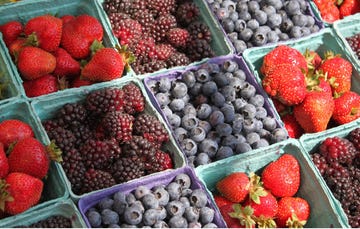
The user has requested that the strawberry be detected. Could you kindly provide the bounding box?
[81,47,125,82]
[262,154,300,198]
[306,77,333,96]
[275,196,310,228]
[23,74,59,97]
[24,14,63,52]
[303,49,322,74]
[219,204,244,228]
[317,1,340,23]
[61,14,103,59]
[0,143,9,179]
[260,45,308,77]
[0,172,43,215]
[69,76,94,88]
[0,20,23,47]
[281,113,304,139]
[17,46,56,80]
[7,137,50,179]
[60,15,75,24]
[0,119,34,150]
[332,91,360,125]
[220,204,256,228]
[293,91,334,133]
[216,172,250,203]
[52,47,80,79]
[262,64,307,106]
[214,195,234,208]
[318,52,352,96]
[8,37,26,61]
[339,0,360,18]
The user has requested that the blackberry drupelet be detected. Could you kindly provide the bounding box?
[123,83,145,114]
[187,21,212,44]
[166,51,190,68]
[100,111,135,143]
[81,169,116,194]
[186,39,215,61]
[46,126,76,154]
[110,156,146,183]
[86,87,125,116]
[122,135,156,161]
[61,148,86,195]
[26,215,72,228]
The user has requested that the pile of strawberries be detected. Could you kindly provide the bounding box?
[260,45,360,138]
[214,154,310,228]
[313,0,360,23]
[0,119,60,218]
[0,13,129,98]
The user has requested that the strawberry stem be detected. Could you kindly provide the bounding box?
[46,140,63,163]
[229,204,256,228]
[0,179,14,212]
[249,172,267,204]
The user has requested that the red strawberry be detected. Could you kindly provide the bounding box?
[216,172,250,203]
[275,196,310,228]
[260,45,308,77]
[303,49,322,73]
[17,46,56,80]
[339,0,360,18]
[0,20,23,47]
[0,119,34,150]
[0,143,9,179]
[318,53,352,96]
[332,91,360,125]
[0,172,43,215]
[317,1,340,23]
[214,195,234,208]
[52,47,80,79]
[23,74,59,97]
[7,137,50,179]
[281,113,304,139]
[70,76,94,88]
[8,37,26,61]
[262,64,307,106]
[61,14,103,59]
[24,14,63,52]
[262,154,300,198]
[81,47,125,82]
[220,204,256,228]
[307,77,333,96]
[293,91,334,133]
[60,15,75,24]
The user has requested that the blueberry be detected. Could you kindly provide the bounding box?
[241,103,257,119]
[290,25,302,38]
[301,27,311,36]
[202,81,218,96]
[208,110,225,127]
[168,215,188,228]
[233,39,248,53]
[271,128,288,143]
[181,138,198,157]
[239,28,253,41]
[284,0,300,15]
[310,25,320,33]
[169,99,185,112]
[181,114,199,130]
[246,132,260,145]
[252,138,270,148]
[243,118,256,134]
[199,139,219,158]
[156,92,171,107]
[240,82,256,99]
[278,32,290,41]
[253,118,264,132]
[143,209,160,226]
[258,128,271,139]
[109,224,121,228]
[235,142,252,154]
[134,186,152,200]
[198,120,212,133]
[234,98,248,112]
[166,200,186,217]
[306,15,315,27]
[292,14,308,27]
[228,32,239,43]
[200,206,215,224]
[238,10,252,21]
[180,196,191,208]
[255,106,268,119]
[162,105,173,119]
[120,223,137,228]
[203,223,219,228]
[182,94,191,104]
[123,205,143,225]
[247,19,260,30]
[190,126,206,142]
[216,122,233,137]
[86,210,102,227]
[166,181,182,201]
[267,13,282,28]
[262,5,276,16]
[174,127,188,142]
[221,134,239,149]
[232,118,243,134]
[235,19,247,32]
[257,25,272,34]
[249,94,265,107]
[262,116,277,131]
[158,77,172,92]
[175,173,192,189]
[153,221,169,228]
[182,71,196,88]
[222,60,239,73]
[101,209,119,226]
[211,92,226,107]
[216,146,234,160]
[222,0,237,12]
[168,113,181,128]
[234,133,247,143]
[207,130,221,144]
[153,186,170,206]
[195,152,211,166]
[142,193,160,209]
[156,205,167,220]
[190,189,208,208]
[213,72,229,87]
[97,197,114,211]
[231,77,246,92]
[126,193,137,205]
[265,0,283,9]
[172,82,188,98]
[184,206,200,222]
[195,69,211,83]
[220,85,236,102]
[252,30,267,46]
[229,11,239,21]
[183,104,197,116]
[222,18,235,33]
[236,2,248,12]
[113,193,128,215]
[188,221,202,228]
[298,0,308,11]
[254,10,267,25]
[248,0,260,13]
[280,18,294,32]
[131,200,145,213]
[216,7,230,20]
[221,104,235,123]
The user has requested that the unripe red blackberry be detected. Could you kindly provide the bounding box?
[123,83,145,114]
[86,87,125,116]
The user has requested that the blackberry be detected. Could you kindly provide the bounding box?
[110,156,146,183]
[113,18,143,46]
[167,28,189,48]
[123,83,145,115]
[132,10,155,35]
[133,113,170,147]
[187,21,212,44]
[319,137,357,166]
[155,43,176,61]
[152,14,177,43]
[348,127,360,150]
[56,103,88,128]
[86,87,125,116]
[166,51,190,68]
[176,2,200,26]
[81,169,116,194]
[103,0,132,15]
[128,0,147,17]
[148,0,176,17]
[185,39,215,61]
[146,150,173,174]
[26,215,72,228]
[139,60,168,75]
[346,33,360,60]
[46,126,76,154]
[122,135,156,161]
[311,152,328,176]
[42,119,63,131]
[61,148,86,195]
[69,124,95,148]
[79,139,122,170]
[100,111,135,143]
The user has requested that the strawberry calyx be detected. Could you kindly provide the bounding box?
[254,215,277,228]
[0,179,14,211]
[248,172,267,204]
[25,32,39,47]
[229,204,256,228]
[89,39,105,57]
[115,44,135,72]
[285,213,307,228]
[46,140,63,163]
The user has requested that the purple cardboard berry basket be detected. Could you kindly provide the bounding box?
[78,166,226,228]
[143,54,287,166]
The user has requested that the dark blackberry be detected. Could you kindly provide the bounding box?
[99,111,134,142]
[152,14,178,43]
[122,83,145,115]
[86,87,125,116]
[112,18,143,46]
[133,113,170,147]
[110,156,146,183]
[138,59,168,74]
[103,0,132,14]
[346,33,360,60]
[79,139,122,170]
[69,124,95,149]
[324,162,353,201]
[42,119,63,132]
[128,36,157,64]
[348,127,360,150]
[122,135,156,161]
[185,38,215,61]
[46,126,76,154]
[61,148,86,195]
[132,10,155,36]
[81,168,116,194]
[27,215,72,228]
[319,137,357,166]
[128,0,147,17]
[176,2,200,26]
[311,152,328,176]
[146,150,173,174]
[148,0,177,17]
[165,51,190,68]
[187,21,212,44]
[56,103,88,127]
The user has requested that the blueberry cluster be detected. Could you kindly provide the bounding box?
[147,59,288,167]
[85,173,218,228]
[207,0,321,53]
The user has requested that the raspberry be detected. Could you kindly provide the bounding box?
[81,169,116,194]
[167,28,189,48]
[319,137,357,166]
[122,83,145,114]
[100,111,134,143]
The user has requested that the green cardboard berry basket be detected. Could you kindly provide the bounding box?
[30,77,187,202]
[0,0,134,100]
[0,198,87,228]
[299,120,360,228]
[195,138,349,228]
[333,13,360,75]
[0,99,69,226]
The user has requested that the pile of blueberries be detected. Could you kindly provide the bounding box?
[146,58,288,167]
[85,173,219,228]
[207,0,321,52]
